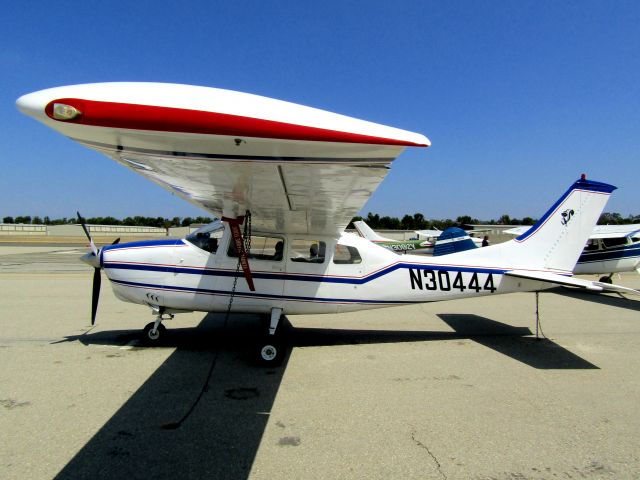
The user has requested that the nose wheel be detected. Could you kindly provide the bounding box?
[141,310,173,345]
[143,322,167,343]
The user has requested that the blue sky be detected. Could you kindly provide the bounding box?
[2,1,638,221]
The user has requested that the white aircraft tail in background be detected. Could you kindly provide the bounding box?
[353,220,394,242]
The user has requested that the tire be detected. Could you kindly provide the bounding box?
[142,322,167,345]
[256,337,285,366]
[599,276,613,284]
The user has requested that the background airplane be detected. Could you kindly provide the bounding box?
[505,224,640,282]
[354,220,481,256]
[352,220,434,254]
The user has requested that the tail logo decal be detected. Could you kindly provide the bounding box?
[561,209,575,226]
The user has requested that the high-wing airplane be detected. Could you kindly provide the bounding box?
[16,82,639,365]
[505,224,640,282]
[353,220,480,256]
[352,220,434,253]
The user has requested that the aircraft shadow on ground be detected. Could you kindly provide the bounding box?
[437,314,598,370]
[55,311,596,479]
[55,313,289,480]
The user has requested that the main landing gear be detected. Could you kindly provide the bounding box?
[255,307,285,366]
[599,275,613,284]
[142,309,174,345]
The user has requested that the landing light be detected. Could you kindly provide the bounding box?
[52,103,82,120]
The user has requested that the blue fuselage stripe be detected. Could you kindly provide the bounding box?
[103,262,507,285]
[110,278,414,304]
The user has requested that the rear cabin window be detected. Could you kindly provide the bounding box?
[602,237,628,249]
[228,234,284,261]
[333,244,362,264]
[290,240,326,263]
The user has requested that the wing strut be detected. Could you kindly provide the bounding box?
[222,212,256,291]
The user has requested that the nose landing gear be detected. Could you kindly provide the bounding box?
[142,309,174,345]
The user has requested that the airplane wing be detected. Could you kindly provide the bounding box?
[503,226,529,236]
[506,224,640,240]
[17,83,430,236]
[505,270,640,295]
[415,229,441,238]
[589,225,640,239]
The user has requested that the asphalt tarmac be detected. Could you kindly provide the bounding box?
[1,246,639,479]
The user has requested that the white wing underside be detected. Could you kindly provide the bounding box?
[86,137,395,236]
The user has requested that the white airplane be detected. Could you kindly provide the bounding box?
[352,220,435,253]
[505,224,640,282]
[16,82,639,366]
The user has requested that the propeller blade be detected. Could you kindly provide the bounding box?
[77,211,98,256]
[112,238,121,245]
[91,267,101,325]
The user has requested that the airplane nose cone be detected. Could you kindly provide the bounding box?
[80,251,101,269]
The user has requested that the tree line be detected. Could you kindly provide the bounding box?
[3,212,638,229]
[1,215,214,228]
[353,212,639,230]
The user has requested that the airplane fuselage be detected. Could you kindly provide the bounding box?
[101,226,549,316]
[574,235,640,275]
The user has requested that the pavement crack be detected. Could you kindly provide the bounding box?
[410,428,447,480]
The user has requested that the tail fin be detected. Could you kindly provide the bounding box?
[353,221,392,242]
[433,227,478,256]
[506,177,616,272]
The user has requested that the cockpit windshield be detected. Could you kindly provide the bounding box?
[185,220,224,253]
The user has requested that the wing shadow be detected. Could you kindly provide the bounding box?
[54,313,289,480]
[438,314,598,370]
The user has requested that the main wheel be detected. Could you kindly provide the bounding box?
[142,322,167,344]
[256,337,285,366]
[599,275,613,284]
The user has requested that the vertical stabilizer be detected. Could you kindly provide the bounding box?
[353,221,394,242]
[510,177,616,272]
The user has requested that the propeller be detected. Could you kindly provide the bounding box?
[77,212,102,325]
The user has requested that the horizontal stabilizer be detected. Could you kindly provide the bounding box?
[506,270,640,295]
[592,281,640,295]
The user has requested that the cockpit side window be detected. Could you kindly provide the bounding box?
[584,239,600,251]
[333,244,362,264]
[186,221,225,253]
